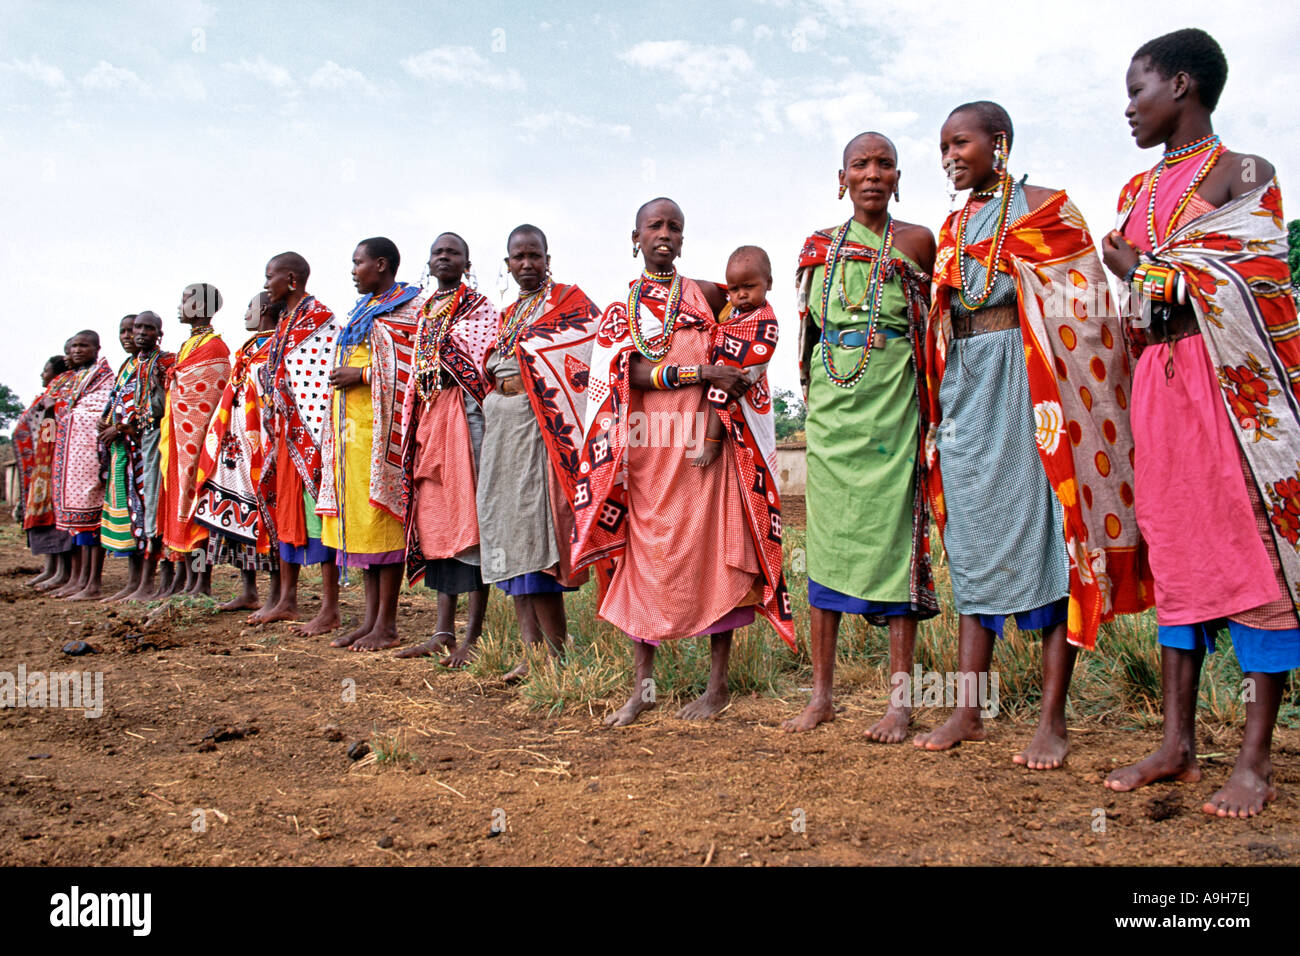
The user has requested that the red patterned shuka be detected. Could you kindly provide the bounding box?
[397,283,496,583]
[191,331,277,551]
[509,281,601,587]
[925,191,1153,650]
[572,276,795,649]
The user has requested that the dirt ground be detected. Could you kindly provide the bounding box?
[0,536,1296,867]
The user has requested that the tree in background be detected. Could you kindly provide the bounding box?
[1289,219,1300,307]
[0,384,23,433]
[772,387,806,443]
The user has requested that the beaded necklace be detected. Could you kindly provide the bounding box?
[819,217,894,389]
[413,285,465,401]
[955,174,1016,311]
[499,280,552,355]
[626,269,683,362]
[1146,134,1223,246]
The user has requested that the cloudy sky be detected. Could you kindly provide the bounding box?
[3,0,1297,400]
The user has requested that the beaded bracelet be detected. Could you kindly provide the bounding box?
[649,364,668,390]
[361,366,371,386]
[1132,263,1184,305]
[677,365,701,386]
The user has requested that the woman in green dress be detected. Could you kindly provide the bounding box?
[782,132,939,741]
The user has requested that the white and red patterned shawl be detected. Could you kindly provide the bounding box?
[191,332,276,548]
[511,281,600,586]
[53,357,115,533]
[264,295,338,498]
[708,302,795,648]
[1117,176,1300,612]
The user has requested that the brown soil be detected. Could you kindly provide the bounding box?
[0,540,1296,867]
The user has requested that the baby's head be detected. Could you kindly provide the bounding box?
[725,245,773,315]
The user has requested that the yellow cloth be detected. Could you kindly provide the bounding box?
[321,343,405,556]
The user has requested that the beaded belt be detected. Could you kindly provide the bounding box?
[1145,307,1200,345]
[822,326,903,350]
[497,374,526,396]
[951,304,1019,340]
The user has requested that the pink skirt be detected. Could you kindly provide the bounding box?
[1131,336,1278,625]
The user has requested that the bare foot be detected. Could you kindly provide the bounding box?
[913,713,987,751]
[252,602,299,625]
[219,595,260,613]
[1104,744,1201,792]
[52,582,81,598]
[102,583,136,603]
[781,698,836,733]
[296,609,339,637]
[66,586,102,601]
[604,691,654,727]
[1202,762,1276,818]
[503,660,529,684]
[123,586,154,603]
[865,706,911,744]
[329,623,370,648]
[395,632,455,660]
[677,688,728,720]
[440,642,477,669]
[349,627,400,652]
[1014,726,1069,770]
[34,578,64,593]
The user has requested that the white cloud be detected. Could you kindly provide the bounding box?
[222,56,296,92]
[401,46,523,91]
[516,110,631,141]
[307,61,376,96]
[0,56,67,88]
[753,24,774,41]
[792,15,828,43]
[619,41,754,93]
[81,61,150,95]
[785,75,918,145]
[161,62,206,102]
[730,17,747,32]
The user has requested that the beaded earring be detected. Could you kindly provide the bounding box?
[994,133,1008,175]
[496,262,509,298]
[632,241,640,258]
[837,184,847,200]
[893,185,900,202]
[467,268,479,291]
[943,158,958,210]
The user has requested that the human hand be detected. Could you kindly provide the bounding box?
[702,364,750,401]
[1101,230,1140,280]
[329,367,364,389]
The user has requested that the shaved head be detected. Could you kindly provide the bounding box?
[435,232,470,258]
[729,244,772,281]
[134,310,162,329]
[271,251,311,284]
[635,196,683,229]
[843,131,898,167]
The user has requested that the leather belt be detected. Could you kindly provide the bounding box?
[951,304,1019,340]
[497,374,526,396]
[822,326,903,350]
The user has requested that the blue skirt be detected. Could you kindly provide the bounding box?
[496,571,577,596]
